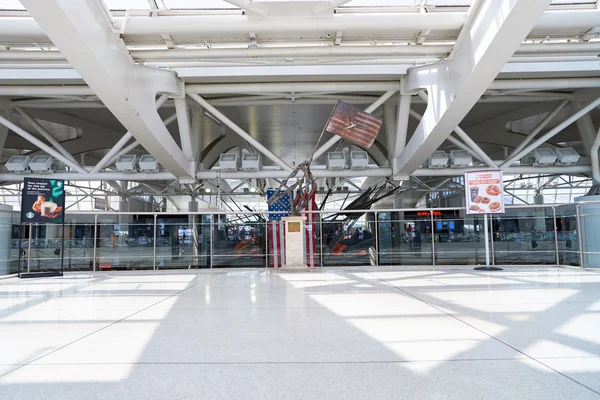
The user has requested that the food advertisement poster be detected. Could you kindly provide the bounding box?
[465,171,504,215]
[20,178,65,224]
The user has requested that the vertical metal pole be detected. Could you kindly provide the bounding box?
[93,214,98,272]
[319,212,324,268]
[153,214,157,270]
[430,211,435,266]
[552,207,559,266]
[374,212,379,266]
[489,214,495,265]
[27,224,32,273]
[484,215,491,267]
[576,204,585,268]
[209,214,214,269]
[265,217,269,269]
[18,224,23,278]
[60,220,65,274]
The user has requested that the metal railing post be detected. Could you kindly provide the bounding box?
[576,204,585,268]
[153,214,157,270]
[552,207,559,266]
[93,214,98,272]
[27,224,32,274]
[431,210,435,267]
[374,212,379,267]
[210,214,214,269]
[265,217,269,269]
[319,212,324,268]
[489,214,495,265]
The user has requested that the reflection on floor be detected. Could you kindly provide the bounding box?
[0,267,599,399]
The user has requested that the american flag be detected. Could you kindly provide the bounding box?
[267,189,289,268]
[325,101,383,148]
[267,189,319,268]
[299,191,318,267]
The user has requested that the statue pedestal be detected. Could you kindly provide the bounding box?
[281,216,307,269]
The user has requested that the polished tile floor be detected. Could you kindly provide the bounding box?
[0,267,599,399]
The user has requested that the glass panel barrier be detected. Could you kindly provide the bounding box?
[555,205,580,266]
[378,211,433,266]
[97,214,154,270]
[63,213,95,271]
[492,207,557,265]
[577,202,600,268]
[3,203,599,274]
[156,215,193,269]
[21,222,65,274]
[0,208,13,276]
[212,213,266,268]
[322,212,375,266]
[8,212,21,274]
[433,211,486,265]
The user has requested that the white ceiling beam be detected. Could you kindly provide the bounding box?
[174,97,194,161]
[0,101,12,158]
[191,105,204,168]
[222,1,269,17]
[21,109,124,156]
[312,1,353,15]
[571,89,600,158]
[0,164,591,182]
[107,140,142,167]
[384,94,412,164]
[0,114,88,174]
[408,107,497,169]
[20,0,193,179]
[91,94,168,173]
[582,27,600,41]
[187,81,401,95]
[6,42,600,62]
[505,99,570,160]
[384,104,396,163]
[188,93,293,172]
[501,96,600,168]
[91,132,134,174]
[394,0,553,177]
[13,105,80,166]
[5,9,600,43]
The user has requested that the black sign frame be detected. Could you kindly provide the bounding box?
[18,178,66,278]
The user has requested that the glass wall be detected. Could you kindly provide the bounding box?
[97,214,154,270]
[433,211,486,265]
[555,205,580,266]
[322,212,375,266]
[378,211,433,265]
[212,213,266,267]
[577,201,600,268]
[64,213,95,271]
[1,202,598,276]
[492,207,557,265]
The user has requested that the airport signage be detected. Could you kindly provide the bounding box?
[416,211,442,217]
[465,171,504,215]
[20,177,65,224]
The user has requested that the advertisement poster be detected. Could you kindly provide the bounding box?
[465,171,504,215]
[21,178,65,224]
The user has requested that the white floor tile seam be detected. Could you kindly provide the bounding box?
[358,267,600,397]
[0,271,225,380]
[55,266,598,276]
[17,357,549,366]
[18,355,600,366]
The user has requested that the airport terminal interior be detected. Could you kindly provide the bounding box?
[0,0,600,398]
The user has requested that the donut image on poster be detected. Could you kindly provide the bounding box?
[486,185,501,197]
[465,171,504,215]
[489,202,502,212]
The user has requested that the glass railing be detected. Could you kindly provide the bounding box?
[1,201,598,275]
